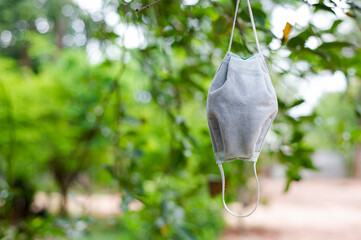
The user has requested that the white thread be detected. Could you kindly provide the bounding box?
[246,0,263,57]
[218,161,260,218]
[228,0,241,52]
[228,0,264,59]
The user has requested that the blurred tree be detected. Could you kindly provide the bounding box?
[118,0,361,189]
[0,0,360,239]
[306,92,357,173]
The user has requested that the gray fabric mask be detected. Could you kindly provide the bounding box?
[206,0,278,217]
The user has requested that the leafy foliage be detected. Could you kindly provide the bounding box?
[0,0,360,239]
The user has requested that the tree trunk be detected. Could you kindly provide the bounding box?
[59,183,69,216]
[353,85,361,178]
[354,144,361,178]
[55,13,65,49]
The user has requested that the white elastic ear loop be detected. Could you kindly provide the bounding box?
[228,0,265,62]
[217,161,260,218]
[228,0,240,52]
[246,0,264,58]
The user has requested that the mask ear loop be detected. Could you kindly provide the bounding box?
[227,0,240,53]
[246,0,263,58]
[217,161,260,217]
[228,0,265,63]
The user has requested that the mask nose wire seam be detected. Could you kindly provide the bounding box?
[217,161,260,218]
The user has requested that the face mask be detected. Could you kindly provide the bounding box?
[206,0,278,217]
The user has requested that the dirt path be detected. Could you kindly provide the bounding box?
[33,178,361,239]
[221,178,361,240]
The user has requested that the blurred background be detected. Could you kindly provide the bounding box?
[0,0,360,239]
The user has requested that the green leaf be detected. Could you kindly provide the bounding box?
[290,99,305,108]
[318,41,355,49]
[313,4,336,15]
[287,36,305,49]
[121,188,134,212]
[213,17,228,37]
[174,226,196,240]
[328,20,343,32]
[285,166,302,192]
[291,131,304,142]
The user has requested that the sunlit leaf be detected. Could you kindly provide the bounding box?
[282,22,292,44]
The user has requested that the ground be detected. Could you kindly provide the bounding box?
[33,178,361,239]
[221,178,361,240]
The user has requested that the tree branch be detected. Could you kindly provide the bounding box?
[136,0,163,13]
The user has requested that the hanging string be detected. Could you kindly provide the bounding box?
[228,0,263,58]
[228,0,241,52]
